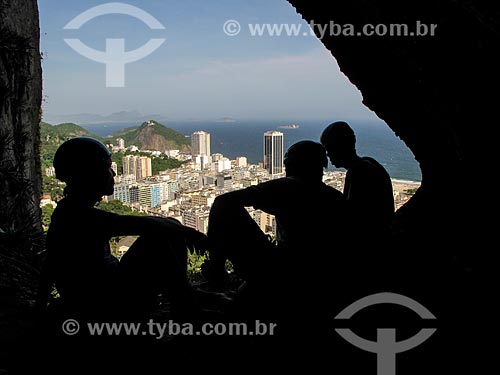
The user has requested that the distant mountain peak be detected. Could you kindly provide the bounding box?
[110,120,190,152]
[43,111,169,125]
[143,120,158,127]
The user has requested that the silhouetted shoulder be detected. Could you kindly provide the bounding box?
[346,157,393,197]
[322,183,344,199]
[351,157,390,178]
[248,177,343,207]
[48,198,122,240]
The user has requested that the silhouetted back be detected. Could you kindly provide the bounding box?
[344,156,394,230]
[321,121,394,232]
[46,196,120,314]
[205,141,350,329]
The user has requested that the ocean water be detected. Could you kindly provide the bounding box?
[83,119,422,182]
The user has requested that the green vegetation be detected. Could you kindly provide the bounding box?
[40,122,104,168]
[151,156,184,175]
[42,174,65,202]
[96,200,147,216]
[404,188,418,195]
[41,122,103,140]
[41,204,54,230]
[187,253,207,283]
[186,254,234,283]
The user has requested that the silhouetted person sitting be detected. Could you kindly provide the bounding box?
[205,140,348,326]
[39,137,207,324]
[321,121,394,235]
[320,121,395,295]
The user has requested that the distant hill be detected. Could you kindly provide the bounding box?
[109,120,191,152]
[43,111,170,125]
[40,122,103,140]
[40,122,104,168]
[39,120,190,168]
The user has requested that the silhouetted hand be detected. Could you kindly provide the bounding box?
[184,226,209,255]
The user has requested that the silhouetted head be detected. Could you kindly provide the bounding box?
[284,140,328,180]
[54,137,115,200]
[320,121,357,168]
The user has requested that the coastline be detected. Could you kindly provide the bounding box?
[391,178,421,185]
[326,170,421,186]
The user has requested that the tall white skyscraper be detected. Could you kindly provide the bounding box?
[191,131,211,157]
[263,131,284,176]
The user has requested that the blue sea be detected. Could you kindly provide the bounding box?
[82,119,422,182]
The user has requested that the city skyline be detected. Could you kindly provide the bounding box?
[101,135,417,236]
[41,127,420,239]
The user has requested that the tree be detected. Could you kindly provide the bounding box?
[41,205,55,230]
[96,200,147,216]
[42,175,65,201]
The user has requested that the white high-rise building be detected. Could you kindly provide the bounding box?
[212,158,231,173]
[122,155,152,181]
[263,131,284,176]
[211,153,223,162]
[191,131,211,157]
[236,156,247,168]
[116,138,125,150]
[192,154,210,170]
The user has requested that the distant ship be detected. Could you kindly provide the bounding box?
[278,124,300,129]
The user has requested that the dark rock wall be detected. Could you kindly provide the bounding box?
[288,0,497,253]
[286,3,496,370]
[0,0,43,304]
